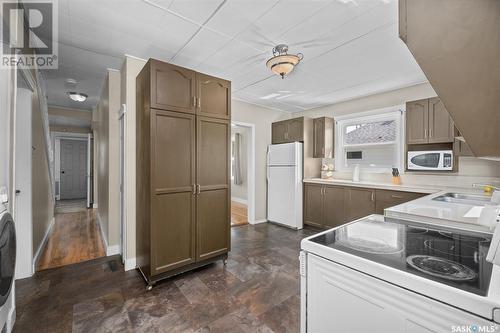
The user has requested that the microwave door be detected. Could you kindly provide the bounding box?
[409,153,441,170]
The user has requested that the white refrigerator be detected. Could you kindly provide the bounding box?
[267,142,303,229]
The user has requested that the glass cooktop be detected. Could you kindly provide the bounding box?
[309,217,493,296]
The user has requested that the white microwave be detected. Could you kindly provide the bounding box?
[407,150,453,171]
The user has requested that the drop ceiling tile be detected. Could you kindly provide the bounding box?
[201,39,266,74]
[206,0,278,40]
[295,1,397,64]
[280,1,377,47]
[173,27,231,66]
[168,0,225,24]
[236,0,331,50]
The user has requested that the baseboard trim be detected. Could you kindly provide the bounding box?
[96,212,109,252]
[249,219,267,225]
[230,197,248,205]
[106,245,120,256]
[32,216,55,273]
[124,257,136,271]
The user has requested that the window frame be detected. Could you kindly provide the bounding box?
[334,106,405,174]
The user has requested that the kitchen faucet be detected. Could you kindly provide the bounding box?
[472,183,500,194]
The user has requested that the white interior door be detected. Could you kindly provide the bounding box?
[60,139,87,200]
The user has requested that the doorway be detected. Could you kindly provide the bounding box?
[60,139,87,200]
[230,122,255,227]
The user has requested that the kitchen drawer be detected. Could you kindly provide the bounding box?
[375,189,425,214]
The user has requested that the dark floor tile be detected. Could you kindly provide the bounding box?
[14,224,317,332]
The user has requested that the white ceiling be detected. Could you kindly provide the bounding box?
[41,0,427,112]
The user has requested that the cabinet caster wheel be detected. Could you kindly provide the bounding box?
[146,284,154,291]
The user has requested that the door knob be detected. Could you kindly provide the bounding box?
[15,190,21,195]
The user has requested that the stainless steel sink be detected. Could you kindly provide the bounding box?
[432,192,492,206]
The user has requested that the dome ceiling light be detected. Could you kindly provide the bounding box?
[266,44,303,79]
[67,92,88,102]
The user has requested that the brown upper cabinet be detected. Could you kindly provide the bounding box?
[150,60,196,114]
[148,59,230,119]
[196,73,231,120]
[406,97,455,145]
[271,117,304,144]
[313,117,334,158]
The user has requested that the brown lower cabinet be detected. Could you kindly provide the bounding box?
[304,183,426,229]
[136,59,230,288]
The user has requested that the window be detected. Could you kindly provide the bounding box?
[336,109,403,173]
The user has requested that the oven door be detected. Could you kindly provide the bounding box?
[408,151,443,170]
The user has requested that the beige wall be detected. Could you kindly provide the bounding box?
[293,82,500,183]
[120,56,146,267]
[32,89,55,256]
[232,99,290,222]
[294,82,437,118]
[95,70,121,251]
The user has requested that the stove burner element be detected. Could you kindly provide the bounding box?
[336,237,403,254]
[406,255,477,281]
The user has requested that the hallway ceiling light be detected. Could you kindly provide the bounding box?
[67,92,88,102]
[266,44,303,79]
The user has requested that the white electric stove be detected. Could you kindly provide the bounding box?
[300,215,500,333]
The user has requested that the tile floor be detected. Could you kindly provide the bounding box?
[15,223,318,333]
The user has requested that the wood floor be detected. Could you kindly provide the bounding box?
[231,201,248,226]
[36,209,106,271]
[16,223,318,333]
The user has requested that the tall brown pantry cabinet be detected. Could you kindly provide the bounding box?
[136,59,231,288]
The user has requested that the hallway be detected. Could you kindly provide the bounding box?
[36,209,106,271]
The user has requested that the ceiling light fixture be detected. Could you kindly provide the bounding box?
[266,44,303,79]
[67,92,88,102]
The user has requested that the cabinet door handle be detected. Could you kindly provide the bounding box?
[192,184,196,195]
[429,128,433,138]
[197,184,201,195]
[197,97,201,108]
[192,96,196,107]
[371,192,375,202]
[424,129,428,138]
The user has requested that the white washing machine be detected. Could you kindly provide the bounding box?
[0,206,16,333]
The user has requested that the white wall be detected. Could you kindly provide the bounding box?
[95,70,121,255]
[294,82,437,119]
[120,55,146,270]
[232,99,290,222]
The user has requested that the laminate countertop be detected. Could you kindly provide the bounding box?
[303,178,438,194]
[303,178,495,233]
